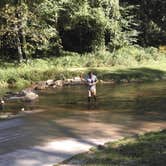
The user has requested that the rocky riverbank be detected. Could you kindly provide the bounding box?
[0,76,87,120]
[1,72,166,120]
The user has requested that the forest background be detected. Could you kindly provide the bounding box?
[0,0,166,88]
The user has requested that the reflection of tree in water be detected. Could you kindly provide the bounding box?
[134,84,166,114]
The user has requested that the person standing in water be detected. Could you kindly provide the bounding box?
[86,71,98,102]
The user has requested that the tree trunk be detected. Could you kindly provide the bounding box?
[16,29,23,63]
[16,0,28,62]
[142,0,148,46]
[20,0,28,61]
[20,24,28,61]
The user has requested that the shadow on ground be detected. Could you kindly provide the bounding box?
[62,130,166,166]
[0,76,166,166]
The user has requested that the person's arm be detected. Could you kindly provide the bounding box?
[84,76,90,85]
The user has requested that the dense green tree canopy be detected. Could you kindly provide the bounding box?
[120,0,166,47]
[0,0,165,62]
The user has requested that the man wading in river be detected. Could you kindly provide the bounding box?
[86,72,98,102]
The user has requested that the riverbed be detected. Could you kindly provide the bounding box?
[0,81,166,166]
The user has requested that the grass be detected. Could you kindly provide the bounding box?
[60,130,166,166]
[0,46,166,89]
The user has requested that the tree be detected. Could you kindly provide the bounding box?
[139,0,166,47]
[0,0,61,62]
[57,0,122,53]
[120,0,166,47]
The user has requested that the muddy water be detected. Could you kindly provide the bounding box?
[36,80,166,122]
[2,81,166,128]
[0,81,166,155]
[3,81,166,116]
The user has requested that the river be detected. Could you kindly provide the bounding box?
[0,81,166,166]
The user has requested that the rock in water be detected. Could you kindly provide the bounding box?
[24,92,39,101]
[46,79,55,86]
[7,91,39,102]
[55,80,63,87]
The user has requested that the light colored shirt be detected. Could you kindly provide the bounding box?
[86,74,97,90]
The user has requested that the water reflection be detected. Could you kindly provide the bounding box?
[31,81,166,124]
[3,81,166,119]
[0,81,166,155]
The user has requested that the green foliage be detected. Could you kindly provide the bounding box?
[0,0,61,61]
[0,0,165,62]
[58,0,107,53]
[0,45,165,88]
[62,130,166,166]
[126,0,166,47]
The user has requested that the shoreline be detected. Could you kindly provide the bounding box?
[0,77,166,121]
[59,129,166,166]
[1,63,166,89]
[0,64,166,120]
